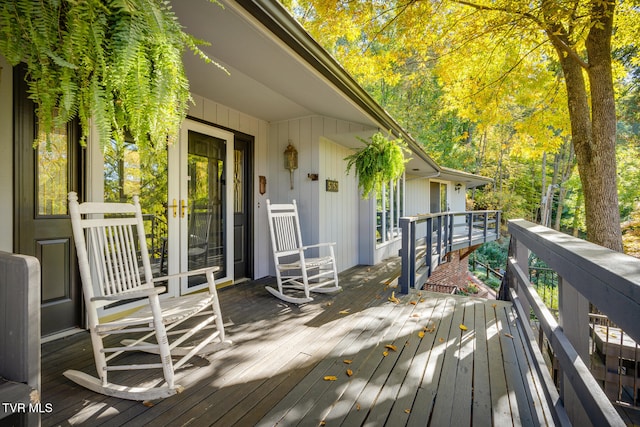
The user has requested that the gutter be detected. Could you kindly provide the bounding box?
[235,0,441,173]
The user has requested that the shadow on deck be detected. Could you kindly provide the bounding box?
[40,258,555,426]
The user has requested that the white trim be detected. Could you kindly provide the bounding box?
[178,119,235,294]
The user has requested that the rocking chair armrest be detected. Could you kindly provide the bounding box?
[151,266,220,283]
[90,286,167,302]
[301,242,336,250]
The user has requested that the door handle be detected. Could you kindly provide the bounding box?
[181,200,187,218]
[168,199,178,218]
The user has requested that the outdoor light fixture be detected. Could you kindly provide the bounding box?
[455,183,462,193]
[284,141,298,190]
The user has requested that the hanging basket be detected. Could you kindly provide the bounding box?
[345,132,410,199]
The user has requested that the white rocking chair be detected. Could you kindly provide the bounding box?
[266,199,341,303]
[65,192,231,401]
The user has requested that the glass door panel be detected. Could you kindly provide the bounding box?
[185,130,226,288]
[179,120,234,295]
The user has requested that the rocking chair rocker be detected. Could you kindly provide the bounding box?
[266,199,341,303]
[65,192,231,401]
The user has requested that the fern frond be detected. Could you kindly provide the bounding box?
[0,0,225,151]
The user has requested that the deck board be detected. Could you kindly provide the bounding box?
[40,260,556,426]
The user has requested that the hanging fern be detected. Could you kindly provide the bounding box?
[345,132,410,199]
[0,0,225,149]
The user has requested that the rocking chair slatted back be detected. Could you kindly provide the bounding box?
[88,222,144,297]
[72,198,153,306]
[271,212,301,254]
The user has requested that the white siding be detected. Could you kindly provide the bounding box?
[267,116,372,274]
[405,178,431,216]
[318,137,359,272]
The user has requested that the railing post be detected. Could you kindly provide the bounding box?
[426,217,433,276]
[436,215,442,258]
[483,212,488,242]
[467,212,473,244]
[399,217,412,294]
[448,213,454,252]
[558,276,591,426]
[509,236,531,317]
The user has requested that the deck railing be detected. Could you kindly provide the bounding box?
[398,210,500,293]
[504,219,640,427]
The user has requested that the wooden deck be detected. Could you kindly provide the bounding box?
[40,259,555,426]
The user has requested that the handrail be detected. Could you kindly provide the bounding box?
[399,210,500,293]
[505,219,639,426]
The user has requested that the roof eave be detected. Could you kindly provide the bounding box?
[236,0,440,173]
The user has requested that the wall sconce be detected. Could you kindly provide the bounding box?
[455,183,462,193]
[259,176,267,195]
[284,141,298,190]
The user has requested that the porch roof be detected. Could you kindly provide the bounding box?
[438,167,494,188]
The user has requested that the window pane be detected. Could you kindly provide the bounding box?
[37,127,68,215]
[234,149,243,213]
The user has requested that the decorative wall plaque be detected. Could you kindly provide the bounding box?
[326,179,339,192]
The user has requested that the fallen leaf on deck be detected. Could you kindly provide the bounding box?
[439,337,445,343]
[504,333,514,339]
[343,359,352,364]
[459,324,468,331]
[143,401,154,408]
[388,291,400,304]
[419,298,425,302]
[375,295,381,299]
[492,303,497,308]
[404,409,411,414]
[324,376,338,381]
[410,300,417,305]
[412,313,420,318]
[326,302,333,307]
[339,309,351,314]
[418,331,425,338]
[346,369,353,377]
[385,344,398,351]
[320,421,326,426]
[356,403,361,411]
[383,351,389,357]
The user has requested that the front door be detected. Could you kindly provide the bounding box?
[14,65,82,336]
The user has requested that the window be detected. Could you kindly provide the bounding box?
[376,175,405,244]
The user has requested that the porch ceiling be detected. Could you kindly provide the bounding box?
[172,0,374,126]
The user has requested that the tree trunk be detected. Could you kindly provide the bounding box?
[540,152,547,224]
[582,0,622,251]
[546,2,622,252]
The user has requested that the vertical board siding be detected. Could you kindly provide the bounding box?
[269,116,373,274]
[406,178,431,216]
[319,137,360,272]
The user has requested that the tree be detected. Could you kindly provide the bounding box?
[286,0,639,251]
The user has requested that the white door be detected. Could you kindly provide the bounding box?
[100,119,234,314]
[167,119,235,295]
